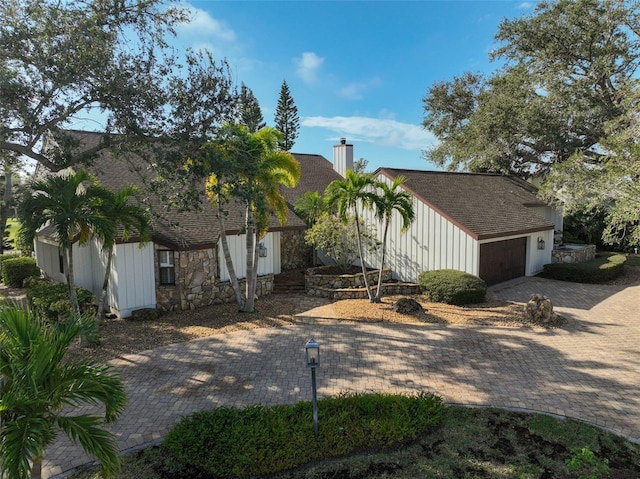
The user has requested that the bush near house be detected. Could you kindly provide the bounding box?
[542,253,626,283]
[419,269,487,305]
[1,256,39,287]
[0,252,22,276]
[164,392,444,478]
[27,281,95,322]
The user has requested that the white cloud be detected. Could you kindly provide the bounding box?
[302,116,437,151]
[517,2,534,9]
[295,52,325,84]
[339,77,382,100]
[177,5,236,42]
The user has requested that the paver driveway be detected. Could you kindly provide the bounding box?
[45,277,640,478]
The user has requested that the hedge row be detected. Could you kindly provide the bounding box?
[542,253,626,283]
[164,392,444,478]
[1,256,39,287]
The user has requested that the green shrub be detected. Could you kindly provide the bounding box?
[164,392,444,478]
[418,269,487,305]
[542,253,626,283]
[1,256,39,287]
[0,252,21,276]
[27,281,95,322]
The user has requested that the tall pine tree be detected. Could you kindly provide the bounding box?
[274,80,300,151]
[239,83,266,133]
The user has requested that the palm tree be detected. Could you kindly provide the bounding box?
[372,176,415,302]
[246,127,300,311]
[0,306,126,479]
[204,124,300,312]
[19,171,114,316]
[325,170,377,301]
[93,185,151,323]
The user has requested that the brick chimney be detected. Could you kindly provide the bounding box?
[332,137,353,178]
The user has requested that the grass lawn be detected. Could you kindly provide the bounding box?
[4,217,20,249]
[71,405,640,479]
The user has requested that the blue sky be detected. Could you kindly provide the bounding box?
[174,1,536,171]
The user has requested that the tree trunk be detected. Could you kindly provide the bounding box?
[373,219,390,303]
[243,206,256,313]
[0,164,13,255]
[354,211,374,301]
[66,244,89,347]
[217,203,244,308]
[96,247,114,323]
[31,454,43,479]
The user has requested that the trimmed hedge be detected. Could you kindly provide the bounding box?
[164,392,444,478]
[418,269,487,305]
[26,281,95,322]
[542,253,626,283]
[1,256,39,287]
[0,252,21,271]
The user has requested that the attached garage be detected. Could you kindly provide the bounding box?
[363,168,562,286]
[479,238,527,286]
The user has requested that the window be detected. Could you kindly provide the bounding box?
[58,248,64,274]
[158,250,175,285]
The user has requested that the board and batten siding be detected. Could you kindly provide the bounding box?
[34,237,156,317]
[362,174,479,283]
[108,242,156,317]
[219,231,281,282]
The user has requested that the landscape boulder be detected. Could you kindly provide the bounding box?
[524,294,554,323]
[393,297,424,315]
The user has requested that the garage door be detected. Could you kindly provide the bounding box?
[479,237,527,286]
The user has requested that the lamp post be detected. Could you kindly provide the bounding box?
[305,337,320,437]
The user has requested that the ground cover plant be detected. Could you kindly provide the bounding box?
[70,404,640,479]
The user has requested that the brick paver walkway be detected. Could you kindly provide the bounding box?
[45,277,640,478]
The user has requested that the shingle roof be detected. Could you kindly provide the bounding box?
[36,130,306,250]
[377,168,555,240]
[286,153,343,206]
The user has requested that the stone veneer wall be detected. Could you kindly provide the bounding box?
[280,229,311,270]
[155,245,274,311]
[551,244,596,264]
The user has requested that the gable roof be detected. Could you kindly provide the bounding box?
[286,153,343,207]
[376,168,555,240]
[35,130,306,250]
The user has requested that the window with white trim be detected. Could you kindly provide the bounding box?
[158,250,175,285]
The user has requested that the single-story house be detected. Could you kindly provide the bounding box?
[359,166,562,286]
[32,130,341,317]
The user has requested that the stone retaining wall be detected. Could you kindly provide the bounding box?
[307,282,422,300]
[305,266,421,299]
[305,266,392,290]
[551,244,596,264]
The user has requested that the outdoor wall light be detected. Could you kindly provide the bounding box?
[537,237,546,250]
[304,337,320,437]
[258,243,268,257]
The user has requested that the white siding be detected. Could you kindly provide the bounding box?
[362,174,479,283]
[109,242,156,317]
[219,232,281,281]
[33,237,156,318]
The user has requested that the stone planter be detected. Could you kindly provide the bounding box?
[304,266,421,299]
